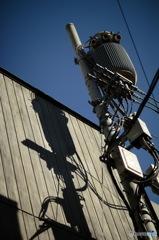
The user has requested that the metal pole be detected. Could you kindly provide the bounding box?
[66,23,116,141]
[66,23,102,102]
[118,174,157,239]
[66,23,158,239]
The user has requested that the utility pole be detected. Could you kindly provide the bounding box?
[66,23,159,239]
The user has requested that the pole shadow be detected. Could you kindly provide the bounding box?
[22,94,95,240]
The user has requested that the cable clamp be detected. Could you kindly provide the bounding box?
[99,154,115,168]
[142,218,156,224]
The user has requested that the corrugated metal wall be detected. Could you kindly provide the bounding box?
[0,70,137,240]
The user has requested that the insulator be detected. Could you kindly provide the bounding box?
[113,34,122,43]
[90,38,99,48]
[102,32,112,42]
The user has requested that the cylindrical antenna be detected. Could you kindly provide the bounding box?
[66,23,82,51]
[66,23,102,102]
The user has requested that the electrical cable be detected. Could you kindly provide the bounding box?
[73,160,129,210]
[132,92,159,111]
[107,69,159,153]
[107,165,140,233]
[106,99,131,150]
[106,157,159,234]
[111,99,127,117]
[133,169,159,184]
[132,98,159,114]
[152,134,159,141]
[135,87,159,107]
[88,178,128,210]
[104,102,122,146]
[132,68,159,122]
[132,138,159,184]
[69,152,128,210]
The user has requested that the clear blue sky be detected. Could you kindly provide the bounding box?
[1,0,159,203]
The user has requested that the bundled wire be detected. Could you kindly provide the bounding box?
[132,68,159,123]
[132,138,159,184]
[106,69,159,152]
[69,155,129,210]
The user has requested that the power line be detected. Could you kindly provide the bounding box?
[116,0,159,109]
[133,69,159,121]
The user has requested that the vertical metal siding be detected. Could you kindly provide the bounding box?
[0,72,137,240]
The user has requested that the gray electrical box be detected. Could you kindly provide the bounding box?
[127,118,151,148]
[112,146,143,179]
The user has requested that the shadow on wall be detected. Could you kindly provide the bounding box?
[0,195,22,240]
[22,94,95,240]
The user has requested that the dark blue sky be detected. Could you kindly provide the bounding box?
[1,0,159,203]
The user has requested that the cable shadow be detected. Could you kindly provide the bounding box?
[22,94,95,240]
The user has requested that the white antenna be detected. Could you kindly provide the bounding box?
[66,23,116,141]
